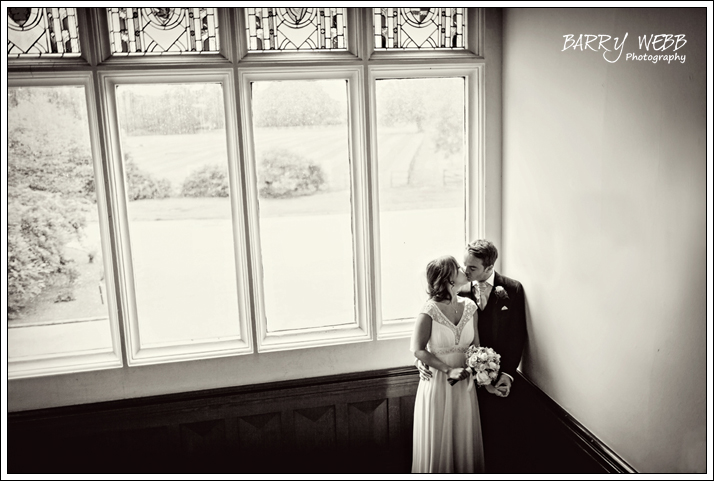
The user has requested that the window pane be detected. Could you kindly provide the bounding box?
[375,77,466,322]
[115,83,240,347]
[7,8,81,57]
[373,8,465,50]
[106,8,219,56]
[8,86,113,360]
[250,80,354,332]
[245,8,347,51]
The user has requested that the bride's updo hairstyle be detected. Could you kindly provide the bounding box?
[426,255,460,303]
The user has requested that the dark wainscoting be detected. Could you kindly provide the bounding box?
[8,366,633,474]
[8,367,419,474]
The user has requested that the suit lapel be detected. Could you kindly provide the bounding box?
[487,272,504,343]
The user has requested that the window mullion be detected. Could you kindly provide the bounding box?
[82,7,109,66]
[360,49,379,340]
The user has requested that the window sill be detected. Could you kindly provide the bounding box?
[8,350,122,380]
[258,324,372,353]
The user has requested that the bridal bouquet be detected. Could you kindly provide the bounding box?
[448,345,501,390]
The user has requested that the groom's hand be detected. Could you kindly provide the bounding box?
[485,384,502,396]
[415,359,433,381]
[494,373,512,397]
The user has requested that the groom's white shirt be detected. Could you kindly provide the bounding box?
[472,272,514,384]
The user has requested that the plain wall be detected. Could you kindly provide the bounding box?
[501,8,707,473]
[7,9,505,412]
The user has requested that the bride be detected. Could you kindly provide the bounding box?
[411,255,485,473]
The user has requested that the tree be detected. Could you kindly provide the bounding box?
[252,81,345,128]
[118,84,225,136]
[377,79,433,131]
[376,77,464,155]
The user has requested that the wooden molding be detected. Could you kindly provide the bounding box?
[8,366,418,419]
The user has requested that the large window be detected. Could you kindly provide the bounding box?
[6,8,484,378]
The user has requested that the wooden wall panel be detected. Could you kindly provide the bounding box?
[293,405,337,452]
[7,367,624,474]
[180,419,227,466]
[347,399,389,450]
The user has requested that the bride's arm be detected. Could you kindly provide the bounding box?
[411,313,467,381]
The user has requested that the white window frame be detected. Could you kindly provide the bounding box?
[7,71,124,379]
[368,64,485,340]
[238,66,373,352]
[98,69,254,366]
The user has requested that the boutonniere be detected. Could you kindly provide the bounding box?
[494,286,509,301]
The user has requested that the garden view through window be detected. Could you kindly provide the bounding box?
[250,80,355,332]
[115,83,243,348]
[376,77,466,324]
[7,86,116,372]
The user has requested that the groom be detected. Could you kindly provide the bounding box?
[417,239,528,473]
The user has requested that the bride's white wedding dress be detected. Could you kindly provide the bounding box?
[412,297,485,473]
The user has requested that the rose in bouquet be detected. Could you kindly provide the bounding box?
[448,345,501,390]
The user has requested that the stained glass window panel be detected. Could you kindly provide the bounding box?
[245,8,346,51]
[375,77,466,322]
[106,8,219,55]
[373,8,465,50]
[7,8,80,57]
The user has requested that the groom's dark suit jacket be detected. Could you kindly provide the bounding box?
[459,271,527,379]
[459,271,527,472]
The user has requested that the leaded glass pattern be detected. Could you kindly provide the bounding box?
[373,8,465,50]
[245,8,346,51]
[106,8,219,55]
[7,8,80,57]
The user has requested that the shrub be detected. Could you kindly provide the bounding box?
[180,164,229,198]
[258,149,325,198]
[8,88,95,314]
[124,155,173,201]
[7,187,87,315]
